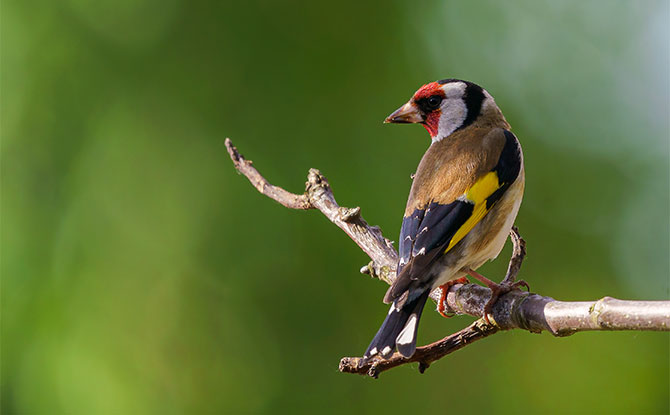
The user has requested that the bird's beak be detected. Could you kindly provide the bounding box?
[384,101,424,124]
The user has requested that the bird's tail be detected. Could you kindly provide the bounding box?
[362,290,430,361]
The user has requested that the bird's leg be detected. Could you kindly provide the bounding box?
[465,268,529,324]
[437,276,470,318]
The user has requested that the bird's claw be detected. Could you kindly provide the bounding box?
[437,276,470,318]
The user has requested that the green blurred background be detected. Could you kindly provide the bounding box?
[2,0,669,413]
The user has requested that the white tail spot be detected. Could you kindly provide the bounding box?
[396,314,418,345]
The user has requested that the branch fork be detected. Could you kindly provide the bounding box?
[225,138,670,378]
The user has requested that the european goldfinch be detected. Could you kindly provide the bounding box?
[362,79,524,361]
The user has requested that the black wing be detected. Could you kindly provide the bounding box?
[385,199,474,303]
[486,130,523,209]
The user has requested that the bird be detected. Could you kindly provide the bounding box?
[361,79,525,363]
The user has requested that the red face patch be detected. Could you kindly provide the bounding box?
[422,111,440,137]
[413,82,445,138]
[412,82,444,101]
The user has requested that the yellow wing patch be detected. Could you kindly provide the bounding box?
[445,171,500,252]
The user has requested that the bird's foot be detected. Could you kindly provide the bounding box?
[437,276,470,318]
[465,269,530,324]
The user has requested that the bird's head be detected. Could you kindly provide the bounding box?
[385,79,508,142]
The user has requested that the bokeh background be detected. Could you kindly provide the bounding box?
[2,0,669,413]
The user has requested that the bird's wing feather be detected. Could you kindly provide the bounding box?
[386,129,521,304]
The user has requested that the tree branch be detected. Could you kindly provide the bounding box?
[225,138,670,378]
[225,138,312,210]
[339,319,498,378]
[226,138,397,283]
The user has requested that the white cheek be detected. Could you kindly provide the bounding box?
[434,99,467,142]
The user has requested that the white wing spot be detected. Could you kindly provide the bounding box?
[381,346,392,356]
[388,303,397,315]
[417,247,426,255]
[457,194,474,204]
[369,347,378,356]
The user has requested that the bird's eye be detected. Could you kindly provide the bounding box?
[427,96,442,109]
